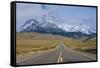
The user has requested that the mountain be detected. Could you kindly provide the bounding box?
[58,24,95,34]
[18,17,96,39]
[19,18,65,34]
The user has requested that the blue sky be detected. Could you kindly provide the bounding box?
[16,3,96,32]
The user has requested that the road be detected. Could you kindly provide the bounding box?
[17,42,96,65]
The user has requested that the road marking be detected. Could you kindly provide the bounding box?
[57,52,63,63]
[60,57,63,62]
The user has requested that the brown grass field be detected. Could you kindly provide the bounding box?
[63,37,96,54]
[16,32,64,57]
[16,32,97,58]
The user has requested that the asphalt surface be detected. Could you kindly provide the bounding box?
[17,42,96,65]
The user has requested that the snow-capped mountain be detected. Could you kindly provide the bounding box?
[19,17,64,34]
[19,18,95,34]
[18,17,96,39]
[58,24,95,34]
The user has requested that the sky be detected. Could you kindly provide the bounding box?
[16,3,96,32]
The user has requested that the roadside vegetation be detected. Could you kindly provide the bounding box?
[16,32,63,57]
[63,37,96,54]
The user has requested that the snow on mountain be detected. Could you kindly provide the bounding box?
[58,24,95,34]
[18,17,61,33]
[19,13,95,34]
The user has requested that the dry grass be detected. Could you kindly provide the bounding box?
[16,32,97,57]
[63,37,96,54]
[16,32,62,56]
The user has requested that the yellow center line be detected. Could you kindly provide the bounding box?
[60,57,63,62]
[57,52,63,63]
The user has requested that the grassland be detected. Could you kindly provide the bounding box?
[16,32,97,58]
[16,32,64,57]
[63,37,96,54]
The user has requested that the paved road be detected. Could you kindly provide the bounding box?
[17,42,96,65]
